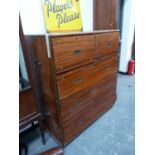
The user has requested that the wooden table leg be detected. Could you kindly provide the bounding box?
[39,120,46,145]
[19,143,28,155]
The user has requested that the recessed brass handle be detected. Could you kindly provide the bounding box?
[74,77,84,85]
[106,66,111,71]
[74,49,82,56]
[105,41,112,48]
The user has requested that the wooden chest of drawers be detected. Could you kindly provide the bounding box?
[25,30,119,146]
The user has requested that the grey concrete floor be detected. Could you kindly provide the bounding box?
[20,74,135,155]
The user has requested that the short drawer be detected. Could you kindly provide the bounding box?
[95,32,119,60]
[56,56,118,100]
[51,35,95,73]
[60,76,117,123]
[63,92,116,144]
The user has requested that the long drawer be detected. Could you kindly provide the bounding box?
[56,56,118,100]
[60,76,117,124]
[63,91,116,144]
[95,32,119,60]
[51,35,95,74]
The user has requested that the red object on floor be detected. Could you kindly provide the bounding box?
[128,59,135,75]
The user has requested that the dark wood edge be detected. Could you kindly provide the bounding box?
[24,30,120,38]
[48,29,120,37]
[19,86,32,94]
[24,36,47,114]
[39,147,64,155]
[19,112,38,123]
[19,113,42,129]
[19,122,39,136]
[47,36,65,144]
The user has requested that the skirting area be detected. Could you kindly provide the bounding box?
[20,73,135,155]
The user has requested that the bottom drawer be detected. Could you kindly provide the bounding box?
[63,91,116,144]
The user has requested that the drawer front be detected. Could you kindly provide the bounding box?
[60,76,117,123]
[56,56,118,100]
[95,32,119,60]
[63,92,116,144]
[51,35,95,73]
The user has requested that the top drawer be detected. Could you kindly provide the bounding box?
[51,35,95,74]
[95,32,119,60]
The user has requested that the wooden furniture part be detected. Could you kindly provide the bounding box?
[25,30,119,146]
[39,147,63,155]
[19,17,45,144]
[93,0,120,30]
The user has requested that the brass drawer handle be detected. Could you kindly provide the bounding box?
[105,41,112,48]
[74,77,84,85]
[105,66,111,71]
[74,49,82,56]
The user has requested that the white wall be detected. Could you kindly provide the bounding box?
[20,0,93,35]
[119,0,135,73]
[20,0,47,35]
[80,0,93,31]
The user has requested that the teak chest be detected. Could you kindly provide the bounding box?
[25,30,119,146]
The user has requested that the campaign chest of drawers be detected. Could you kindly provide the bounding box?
[25,30,119,146]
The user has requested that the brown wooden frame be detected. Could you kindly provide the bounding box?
[19,15,45,144]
